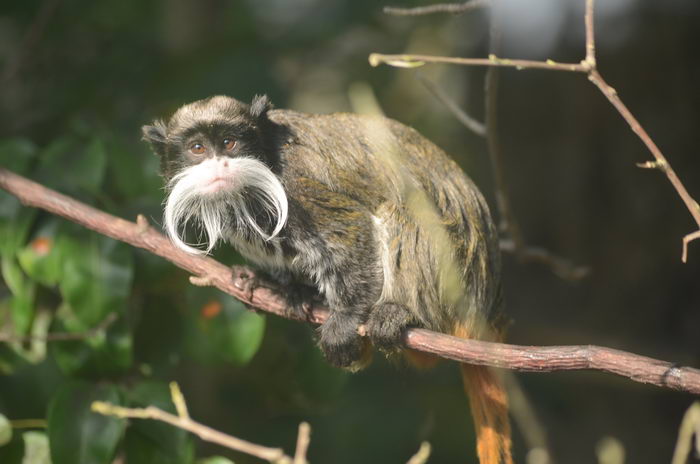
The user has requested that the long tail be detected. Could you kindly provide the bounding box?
[460,364,513,464]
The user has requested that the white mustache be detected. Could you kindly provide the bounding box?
[163,156,288,255]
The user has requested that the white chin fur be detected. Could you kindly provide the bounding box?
[164,157,288,255]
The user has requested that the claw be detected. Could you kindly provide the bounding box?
[232,267,258,304]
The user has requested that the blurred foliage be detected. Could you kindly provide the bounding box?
[0,0,699,463]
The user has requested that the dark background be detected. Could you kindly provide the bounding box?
[0,0,699,463]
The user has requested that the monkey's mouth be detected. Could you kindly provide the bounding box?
[199,176,231,195]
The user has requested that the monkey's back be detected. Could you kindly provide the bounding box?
[271,109,503,337]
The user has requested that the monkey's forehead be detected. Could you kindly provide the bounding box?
[168,96,250,133]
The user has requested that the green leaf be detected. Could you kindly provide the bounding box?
[0,432,24,464]
[58,235,133,327]
[17,222,64,287]
[0,413,11,446]
[107,138,162,199]
[1,257,36,335]
[124,381,195,464]
[185,287,266,365]
[0,137,37,173]
[50,305,132,376]
[22,431,51,464]
[48,382,124,464]
[34,136,107,195]
[0,138,38,249]
[0,208,36,256]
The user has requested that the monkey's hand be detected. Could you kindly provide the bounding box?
[231,266,261,307]
[271,270,320,322]
[319,312,369,370]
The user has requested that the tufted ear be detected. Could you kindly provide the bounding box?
[141,120,168,157]
[250,94,272,119]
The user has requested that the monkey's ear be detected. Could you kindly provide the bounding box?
[250,94,272,119]
[142,120,167,157]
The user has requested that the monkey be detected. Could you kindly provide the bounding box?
[143,95,513,464]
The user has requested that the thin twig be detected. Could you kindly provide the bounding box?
[502,371,553,463]
[416,73,485,136]
[169,382,190,420]
[293,422,311,464]
[9,419,48,429]
[0,312,117,343]
[384,0,488,16]
[369,53,587,72]
[1,168,699,395]
[406,441,431,464]
[92,401,292,463]
[484,13,524,250]
[670,402,700,464]
[414,28,587,279]
[499,240,589,281]
[371,0,700,261]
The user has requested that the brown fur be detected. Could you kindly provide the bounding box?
[144,95,513,463]
[454,324,513,464]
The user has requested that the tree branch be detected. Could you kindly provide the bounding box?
[0,312,117,343]
[370,0,700,261]
[92,383,299,464]
[383,0,488,17]
[1,168,698,395]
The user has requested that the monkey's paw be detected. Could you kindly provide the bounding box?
[319,313,369,370]
[283,283,320,322]
[231,266,259,305]
[366,303,412,352]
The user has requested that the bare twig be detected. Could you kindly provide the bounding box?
[502,371,553,463]
[499,240,589,281]
[169,382,190,420]
[671,402,700,464]
[9,419,47,429]
[92,401,293,463]
[1,168,699,395]
[484,13,523,251]
[384,0,488,17]
[406,441,431,464]
[416,73,485,136]
[369,53,587,72]
[0,312,117,343]
[293,422,311,464]
[414,23,588,280]
[371,0,700,261]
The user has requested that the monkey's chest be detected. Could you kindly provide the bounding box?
[228,234,288,271]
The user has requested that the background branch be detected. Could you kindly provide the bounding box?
[0,312,117,343]
[383,0,488,17]
[371,0,700,261]
[92,383,299,464]
[1,167,699,395]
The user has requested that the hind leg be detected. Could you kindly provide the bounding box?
[366,302,414,352]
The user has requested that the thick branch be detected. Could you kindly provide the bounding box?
[1,167,699,395]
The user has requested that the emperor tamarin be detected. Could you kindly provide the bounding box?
[143,95,513,464]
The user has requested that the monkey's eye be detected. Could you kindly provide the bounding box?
[223,138,236,151]
[190,143,206,155]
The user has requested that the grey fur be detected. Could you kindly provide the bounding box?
[144,95,503,368]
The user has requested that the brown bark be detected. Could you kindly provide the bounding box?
[1,167,699,396]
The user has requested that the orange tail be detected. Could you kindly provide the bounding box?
[460,364,513,464]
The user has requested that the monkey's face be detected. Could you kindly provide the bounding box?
[142,95,288,255]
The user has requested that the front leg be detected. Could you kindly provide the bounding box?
[286,177,382,369]
[316,267,376,370]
